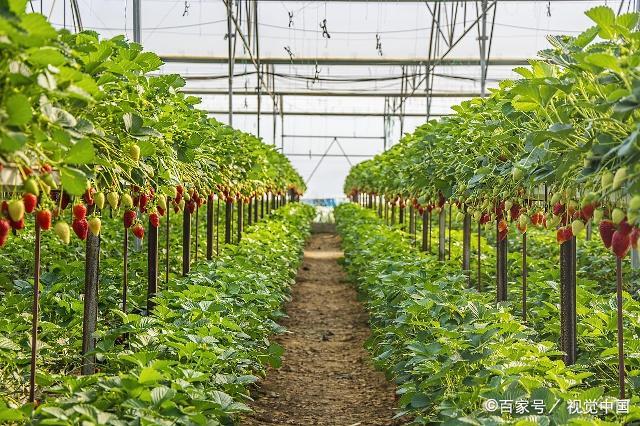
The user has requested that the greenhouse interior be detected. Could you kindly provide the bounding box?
[1,0,640,424]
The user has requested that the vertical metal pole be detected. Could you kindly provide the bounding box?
[182,208,191,276]
[421,210,428,252]
[237,200,243,243]
[616,257,626,399]
[216,197,220,254]
[479,0,488,98]
[399,205,405,228]
[29,224,41,402]
[391,203,395,225]
[81,232,100,375]
[378,195,383,217]
[254,0,261,137]
[165,201,170,285]
[438,208,446,261]
[273,70,277,145]
[261,193,265,218]
[132,0,141,43]
[462,211,471,285]
[279,95,284,151]
[409,206,415,244]
[496,220,508,302]
[147,216,158,313]
[194,204,199,262]
[428,210,432,252]
[225,200,232,243]
[254,196,259,222]
[248,197,253,226]
[477,222,482,291]
[522,232,527,321]
[448,204,452,260]
[226,0,235,127]
[560,237,577,364]
[206,195,214,260]
[123,227,128,311]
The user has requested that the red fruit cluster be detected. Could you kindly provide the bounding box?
[149,212,160,228]
[36,210,52,230]
[124,210,137,228]
[0,219,9,247]
[479,213,491,225]
[599,219,639,258]
[72,218,88,240]
[132,223,145,239]
[530,211,545,227]
[73,204,87,220]
[556,226,573,244]
[83,188,95,206]
[23,193,38,213]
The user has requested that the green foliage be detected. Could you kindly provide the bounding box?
[336,204,640,425]
[344,6,639,222]
[0,203,314,424]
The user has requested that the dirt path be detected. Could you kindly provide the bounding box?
[242,233,401,426]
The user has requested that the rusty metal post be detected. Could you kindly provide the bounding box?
[165,199,170,285]
[206,195,214,260]
[477,222,482,291]
[147,215,159,313]
[29,224,42,402]
[182,207,191,276]
[560,236,576,364]
[254,196,259,222]
[462,211,471,285]
[616,257,626,399]
[237,200,243,243]
[496,220,508,302]
[123,227,128,311]
[81,232,100,375]
[522,232,527,321]
[448,204,452,260]
[225,200,232,244]
[438,208,446,261]
[421,210,428,252]
[194,204,199,262]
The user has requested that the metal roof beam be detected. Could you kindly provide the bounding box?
[207,110,449,117]
[184,89,479,98]
[162,56,527,66]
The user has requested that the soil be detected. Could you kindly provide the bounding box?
[242,233,402,426]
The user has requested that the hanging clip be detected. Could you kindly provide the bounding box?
[182,1,190,17]
[288,11,294,28]
[375,33,383,56]
[320,19,330,39]
[546,1,551,17]
[284,46,294,63]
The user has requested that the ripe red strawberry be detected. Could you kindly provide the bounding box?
[157,206,165,217]
[139,193,149,211]
[132,223,144,239]
[580,203,596,221]
[480,213,491,225]
[509,203,521,221]
[599,220,615,249]
[1,201,8,218]
[23,193,37,214]
[0,219,9,246]
[73,204,87,220]
[149,212,160,228]
[123,210,137,228]
[498,219,508,232]
[10,217,25,231]
[437,193,445,208]
[531,211,544,226]
[556,226,573,244]
[72,218,88,240]
[173,204,180,214]
[618,219,633,236]
[176,185,184,195]
[36,210,52,230]
[187,199,196,214]
[611,230,631,258]
[552,202,565,216]
[498,228,508,241]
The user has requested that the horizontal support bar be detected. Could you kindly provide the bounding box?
[285,153,375,158]
[183,88,479,98]
[207,110,449,117]
[282,134,386,139]
[162,55,528,66]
